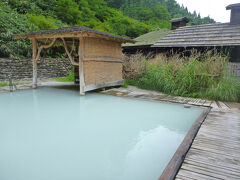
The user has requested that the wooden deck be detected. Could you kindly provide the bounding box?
[175,108,240,180]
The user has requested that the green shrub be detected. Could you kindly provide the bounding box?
[55,72,74,82]
[0,82,8,87]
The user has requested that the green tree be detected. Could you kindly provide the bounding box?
[28,14,59,30]
[0,3,36,58]
[105,0,125,8]
[55,0,81,24]
[153,5,171,21]
[135,7,154,21]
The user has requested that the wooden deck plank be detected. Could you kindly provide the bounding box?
[210,101,219,108]
[178,169,220,180]
[218,101,230,109]
[175,174,196,180]
[184,159,240,176]
[191,145,240,159]
[194,139,240,149]
[185,149,240,171]
[181,163,240,179]
[203,100,212,107]
[193,141,240,153]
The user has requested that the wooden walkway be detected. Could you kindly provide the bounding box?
[175,108,240,180]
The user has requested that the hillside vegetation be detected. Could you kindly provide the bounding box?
[0,0,215,58]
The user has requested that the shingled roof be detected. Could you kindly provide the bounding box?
[152,23,240,47]
[14,25,135,43]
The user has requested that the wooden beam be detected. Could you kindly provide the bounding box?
[13,32,134,44]
[83,57,123,63]
[31,38,56,89]
[84,80,124,92]
[61,38,79,66]
[32,38,37,89]
[79,37,86,96]
[35,38,56,62]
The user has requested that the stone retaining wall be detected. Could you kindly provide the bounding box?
[0,58,72,81]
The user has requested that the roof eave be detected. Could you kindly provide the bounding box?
[13,32,136,44]
[122,44,153,48]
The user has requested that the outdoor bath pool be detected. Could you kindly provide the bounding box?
[0,87,203,180]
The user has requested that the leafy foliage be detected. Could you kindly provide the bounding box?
[1,0,215,58]
[119,0,215,26]
[28,14,63,30]
[55,0,81,25]
[0,3,36,58]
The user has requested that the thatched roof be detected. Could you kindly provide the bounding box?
[123,29,171,48]
[14,25,135,43]
[152,23,240,47]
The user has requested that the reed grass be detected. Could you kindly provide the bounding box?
[123,51,240,102]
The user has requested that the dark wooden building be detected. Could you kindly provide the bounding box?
[152,4,240,63]
[151,3,240,80]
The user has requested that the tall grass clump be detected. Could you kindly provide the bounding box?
[123,50,240,102]
[204,76,240,102]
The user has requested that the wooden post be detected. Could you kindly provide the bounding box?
[79,37,86,96]
[32,38,37,89]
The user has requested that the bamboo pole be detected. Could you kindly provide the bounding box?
[79,37,86,96]
[32,38,37,89]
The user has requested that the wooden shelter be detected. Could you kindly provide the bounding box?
[14,26,135,95]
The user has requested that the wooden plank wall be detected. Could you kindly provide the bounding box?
[83,38,123,86]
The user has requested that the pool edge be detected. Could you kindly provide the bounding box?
[158,107,211,180]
